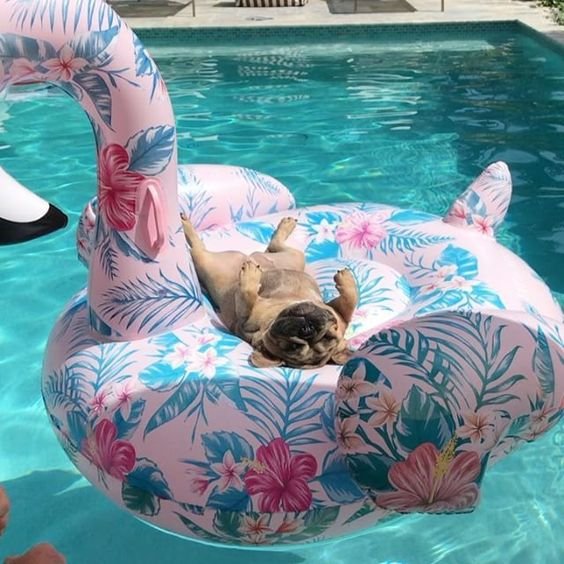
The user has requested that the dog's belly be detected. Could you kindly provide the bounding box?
[259,269,321,301]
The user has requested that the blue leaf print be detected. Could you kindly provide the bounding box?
[466,189,487,217]
[133,36,154,76]
[235,221,275,245]
[318,449,364,503]
[67,410,88,447]
[320,395,337,441]
[212,368,247,411]
[396,385,455,452]
[89,306,119,337]
[207,488,250,512]
[470,283,505,309]
[238,167,279,195]
[347,452,394,492]
[0,33,56,60]
[437,245,478,280]
[390,210,437,225]
[380,229,452,255]
[201,431,253,465]
[126,457,173,500]
[43,366,89,414]
[113,399,146,440]
[532,326,555,395]
[74,72,112,127]
[416,289,465,315]
[139,361,185,392]
[7,0,118,32]
[144,378,201,437]
[98,232,119,279]
[305,210,342,226]
[126,126,175,176]
[100,267,202,333]
[113,230,156,264]
[69,27,119,62]
[397,276,412,299]
[306,240,340,262]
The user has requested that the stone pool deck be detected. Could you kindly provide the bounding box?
[116,0,564,45]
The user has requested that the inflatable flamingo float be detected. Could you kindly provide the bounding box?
[1,0,562,547]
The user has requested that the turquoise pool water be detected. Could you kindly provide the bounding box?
[0,25,563,563]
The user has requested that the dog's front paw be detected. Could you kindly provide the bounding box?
[180,214,198,244]
[240,260,262,290]
[334,268,355,291]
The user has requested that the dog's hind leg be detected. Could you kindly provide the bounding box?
[255,217,305,271]
[181,214,246,309]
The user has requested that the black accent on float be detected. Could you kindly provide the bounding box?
[0,204,68,245]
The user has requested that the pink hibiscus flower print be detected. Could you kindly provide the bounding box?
[335,211,388,250]
[82,419,136,480]
[244,438,317,512]
[43,45,88,82]
[211,450,245,492]
[376,442,481,513]
[99,144,145,231]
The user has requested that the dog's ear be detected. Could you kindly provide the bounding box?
[331,347,352,365]
[249,347,283,368]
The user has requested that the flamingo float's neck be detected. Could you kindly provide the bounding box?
[0,0,204,341]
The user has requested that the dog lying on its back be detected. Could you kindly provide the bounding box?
[182,216,358,368]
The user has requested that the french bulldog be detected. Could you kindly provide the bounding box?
[182,215,358,369]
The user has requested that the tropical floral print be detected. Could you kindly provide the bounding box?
[98,144,145,231]
[458,411,494,443]
[375,443,481,512]
[335,210,389,250]
[43,45,87,81]
[7,0,560,546]
[82,419,136,480]
[244,439,317,512]
[212,451,245,492]
[444,161,512,235]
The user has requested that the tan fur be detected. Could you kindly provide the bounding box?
[182,216,358,368]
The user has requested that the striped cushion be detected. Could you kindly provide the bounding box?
[236,0,308,6]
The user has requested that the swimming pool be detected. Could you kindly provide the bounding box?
[0,22,563,563]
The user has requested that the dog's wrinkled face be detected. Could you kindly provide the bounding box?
[250,301,350,368]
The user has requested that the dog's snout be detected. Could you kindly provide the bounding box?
[272,303,334,343]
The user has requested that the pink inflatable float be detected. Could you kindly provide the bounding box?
[1,0,562,547]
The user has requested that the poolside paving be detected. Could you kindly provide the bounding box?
[115,0,564,45]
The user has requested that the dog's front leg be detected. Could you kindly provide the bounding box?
[327,268,358,324]
[235,260,263,321]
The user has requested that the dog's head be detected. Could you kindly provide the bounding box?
[250,301,351,369]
